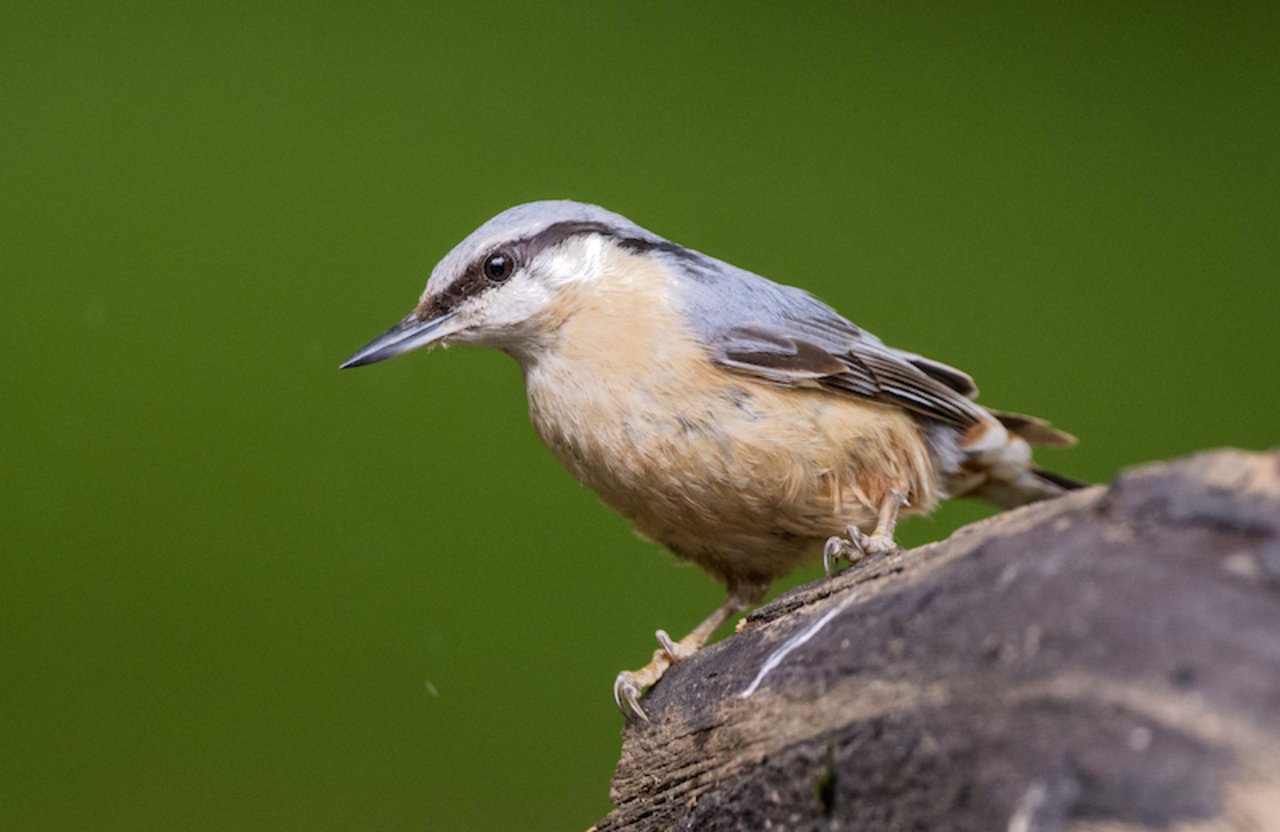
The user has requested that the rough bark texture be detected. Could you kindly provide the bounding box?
[593,449,1280,832]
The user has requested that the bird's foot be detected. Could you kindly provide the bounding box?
[612,589,760,721]
[824,526,899,576]
[613,639,680,722]
[613,628,710,721]
[655,628,700,662]
[613,669,652,722]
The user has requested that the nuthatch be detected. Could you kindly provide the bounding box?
[342,200,1080,720]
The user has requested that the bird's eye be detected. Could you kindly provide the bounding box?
[482,251,515,282]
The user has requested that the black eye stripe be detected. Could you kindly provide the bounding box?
[419,221,705,321]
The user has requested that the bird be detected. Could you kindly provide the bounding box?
[341,200,1080,720]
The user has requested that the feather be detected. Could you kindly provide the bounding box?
[988,409,1078,448]
[669,258,986,429]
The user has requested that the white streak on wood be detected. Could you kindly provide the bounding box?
[740,593,858,699]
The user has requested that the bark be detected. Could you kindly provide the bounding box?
[593,449,1280,832]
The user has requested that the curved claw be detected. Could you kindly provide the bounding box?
[825,533,866,576]
[613,672,649,722]
[655,629,679,663]
[823,536,849,577]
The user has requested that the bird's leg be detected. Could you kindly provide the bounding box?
[614,582,765,721]
[824,490,907,576]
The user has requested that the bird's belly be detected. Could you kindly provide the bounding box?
[525,362,937,586]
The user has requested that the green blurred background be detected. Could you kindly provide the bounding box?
[2,2,1276,829]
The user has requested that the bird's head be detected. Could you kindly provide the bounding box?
[340,200,674,368]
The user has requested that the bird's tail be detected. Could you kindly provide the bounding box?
[943,409,1085,509]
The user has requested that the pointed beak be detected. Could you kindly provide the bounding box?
[339,312,457,369]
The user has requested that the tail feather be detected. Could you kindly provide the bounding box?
[944,410,1084,509]
[989,409,1077,448]
[970,466,1079,509]
[1032,467,1088,491]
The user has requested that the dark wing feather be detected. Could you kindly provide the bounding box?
[712,323,986,429]
[900,353,979,398]
[665,249,987,429]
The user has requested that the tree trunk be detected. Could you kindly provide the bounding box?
[593,449,1280,832]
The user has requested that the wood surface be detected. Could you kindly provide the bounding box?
[594,449,1280,832]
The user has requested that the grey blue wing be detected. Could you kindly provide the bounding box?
[664,256,984,428]
[710,320,988,430]
[673,257,1072,438]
